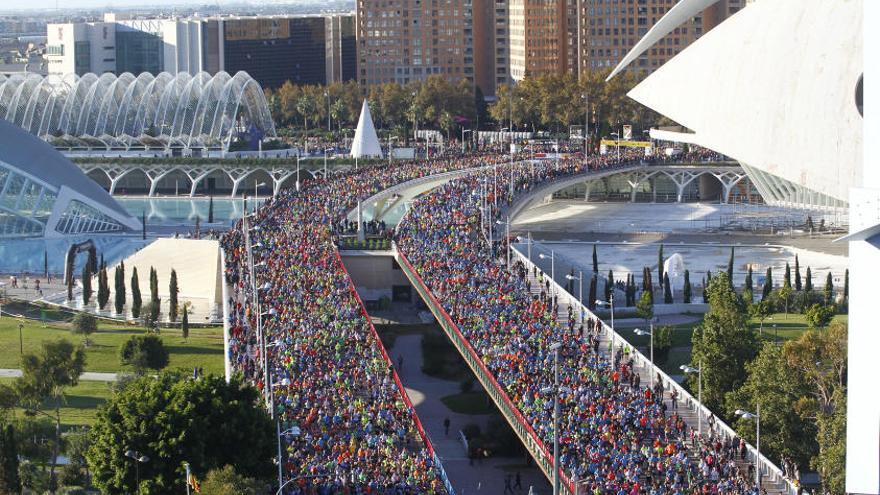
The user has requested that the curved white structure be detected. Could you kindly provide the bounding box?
[0,71,276,151]
[0,118,140,238]
[626,0,862,205]
[350,99,383,159]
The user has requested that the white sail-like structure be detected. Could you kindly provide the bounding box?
[350,99,383,159]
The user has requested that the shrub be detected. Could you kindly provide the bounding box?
[70,313,98,346]
[805,304,835,328]
[119,335,169,373]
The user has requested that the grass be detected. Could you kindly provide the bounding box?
[749,312,848,343]
[441,391,496,415]
[0,317,224,375]
[0,377,113,428]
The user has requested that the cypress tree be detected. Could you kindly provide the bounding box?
[97,266,110,309]
[658,244,665,284]
[150,267,160,324]
[592,244,598,274]
[805,266,813,292]
[702,277,708,303]
[727,247,735,287]
[169,269,180,322]
[745,265,753,294]
[81,263,92,306]
[762,267,773,301]
[208,195,215,224]
[784,262,792,290]
[0,424,21,494]
[626,274,634,306]
[588,275,597,311]
[664,273,673,304]
[683,270,692,303]
[794,254,802,290]
[182,305,190,341]
[844,269,849,305]
[824,272,834,305]
[605,269,614,303]
[131,267,142,319]
[114,261,126,315]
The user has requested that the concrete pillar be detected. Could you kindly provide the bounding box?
[584,181,593,202]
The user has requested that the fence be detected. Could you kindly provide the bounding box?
[511,245,797,495]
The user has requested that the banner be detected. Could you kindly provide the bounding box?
[622,125,632,140]
[600,139,650,148]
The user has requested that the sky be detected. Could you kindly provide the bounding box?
[3,0,331,12]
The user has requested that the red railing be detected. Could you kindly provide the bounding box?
[333,250,436,460]
[396,250,575,494]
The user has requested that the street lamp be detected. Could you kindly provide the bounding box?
[610,132,621,161]
[254,181,267,204]
[680,362,703,437]
[540,341,564,495]
[538,251,555,296]
[461,128,472,153]
[565,272,584,315]
[634,326,654,386]
[581,93,589,156]
[595,295,616,367]
[18,322,23,354]
[735,404,762,488]
[124,449,150,492]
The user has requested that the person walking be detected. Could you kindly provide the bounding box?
[504,475,514,494]
[443,417,450,436]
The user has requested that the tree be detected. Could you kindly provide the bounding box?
[824,272,834,305]
[636,290,654,324]
[131,267,142,319]
[725,343,816,468]
[642,267,653,304]
[794,255,802,291]
[81,263,92,306]
[843,269,849,308]
[0,423,20,495]
[114,262,126,316]
[97,266,110,310]
[149,267,160,325]
[777,285,793,317]
[727,247,735,287]
[805,304,834,328]
[200,465,265,495]
[120,335,169,374]
[689,272,758,413]
[815,388,846,495]
[762,267,773,301]
[181,305,190,342]
[62,427,91,489]
[87,373,275,495]
[654,325,673,363]
[663,273,673,304]
[683,270,692,303]
[592,244,598,274]
[588,275,597,311]
[208,195,214,224]
[15,339,86,488]
[784,262,792,289]
[805,266,813,292]
[745,265,753,294]
[657,244,665,285]
[71,313,98,346]
[169,269,180,322]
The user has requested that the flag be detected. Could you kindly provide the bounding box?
[184,462,201,493]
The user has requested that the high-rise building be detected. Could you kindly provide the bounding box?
[508,0,568,81]
[356,0,474,87]
[45,14,356,89]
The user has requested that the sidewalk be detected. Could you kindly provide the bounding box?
[389,334,551,494]
[0,368,118,382]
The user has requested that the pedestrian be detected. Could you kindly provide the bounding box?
[514,471,522,490]
[443,417,451,436]
[504,475,514,494]
[397,354,404,371]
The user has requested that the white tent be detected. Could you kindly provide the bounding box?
[350,99,383,158]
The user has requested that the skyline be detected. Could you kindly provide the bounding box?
[1,0,348,13]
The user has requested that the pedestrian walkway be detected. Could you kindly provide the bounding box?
[388,333,551,494]
[0,368,118,382]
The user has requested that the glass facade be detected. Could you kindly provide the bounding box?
[116,29,164,75]
[0,159,127,238]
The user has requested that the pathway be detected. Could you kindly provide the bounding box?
[0,368,118,382]
[388,333,551,495]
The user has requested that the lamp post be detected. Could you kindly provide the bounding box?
[735,404,762,488]
[541,341,563,495]
[680,361,703,436]
[254,181,266,206]
[565,271,584,315]
[634,324,654,386]
[595,295,616,367]
[276,423,301,493]
[496,216,511,269]
[610,132,620,162]
[124,449,150,493]
[581,93,588,156]
[461,128,472,153]
[18,322,23,354]
[538,250,555,296]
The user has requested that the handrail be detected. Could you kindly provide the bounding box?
[220,247,232,382]
[334,249,455,494]
[511,245,797,495]
[395,248,575,495]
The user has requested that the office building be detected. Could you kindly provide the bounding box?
[356,0,474,87]
[45,14,356,89]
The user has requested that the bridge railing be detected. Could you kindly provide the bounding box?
[335,250,455,495]
[394,248,575,495]
[511,245,797,495]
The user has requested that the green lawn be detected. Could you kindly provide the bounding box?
[441,391,496,415]
[0,317,224,375]
[0,377,113,427]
